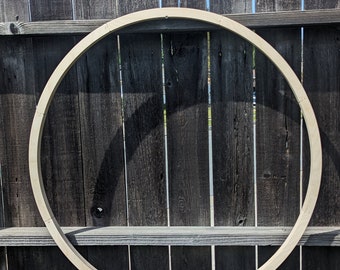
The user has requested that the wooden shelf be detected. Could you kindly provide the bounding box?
[0,226,339,246]
[1,9,340,36]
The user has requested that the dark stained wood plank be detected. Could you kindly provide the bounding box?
[303,24,340,270]
[210,0,254,268]
[0,0,30,22]
[163,31,210,269]
[256,0,301,12]
[30,0,73,21]
[216,246,255,270]
[303,15,340,229]
[74,0,118,19]
[171,246,211,270]
[76,35,126,227]
[162,0,179,7]
[0,36,41,227]
[130,246,169,270]
[179,0,206,9]
[118,0,159,16]
[164,31,209,227]
[255,26,301,269]
[210,29,255,270]
[305,0,340,9]
[120,33,166,227]
[6,246,87,270]
[32,36,85,227]
[120,33,168,268]
[302,247,340,270]
[76,33,129,268]
[210,0,252,13]
[210,30,254,227]
[86,246,129,270]
[258,246,300,270]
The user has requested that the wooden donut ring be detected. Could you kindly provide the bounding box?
[29,8,322,270]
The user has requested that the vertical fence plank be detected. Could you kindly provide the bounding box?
[118,0,159,16]
[163,31,210,269]
[76,35,128,268]
[30,0,73,20]
[303,0,340,265]
[210,0,252,13]
[0,36,39,270]
[74,2,128,267]
[256,1,301,269]
[74,0,118,19]
[256,26,301,269]
[210,1,254,269]
[162,0,179,7]
[210,29,255,269]
[120,33,168,269]
[0,0,30,22]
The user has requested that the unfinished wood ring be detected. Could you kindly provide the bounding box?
[29,7,322,270]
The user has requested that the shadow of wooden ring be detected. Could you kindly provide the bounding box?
[29,7,322,270]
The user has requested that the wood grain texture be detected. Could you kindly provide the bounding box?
[3,9,340,35]
[164,32,209,226]
[0,0,30,22]
[120,33,166,227]
[32,36,85,227]
[76,35,126,227]
[210,0,252,13]
[302,247,340,270]
[7,246,87,270]
[171,246,211,270]
[256,28,301,227]
[303,4,340,270]
[256,27,301,269]
[162,0,179,7]
[216,246,255,269]
[303,23,340,270]
[120,33,168,268]
[256,0,301,12]
[210,30,254,227]
[30,0,74,21]
[305,0,340,9]
[179,0,206,9]
[163,31,210,269]
[86,246,129,270]
[1,226,340,246]
[74,0,118,19]
[0,37,41,227]
[210,2,254,268]
[258,246,300,270]
[255,2,302,268]
[118,0,159,15]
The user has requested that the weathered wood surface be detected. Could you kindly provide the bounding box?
[120,32,169,268]
[163,30,211,270]
[1,226,340,246]
[0,0,30,22]
[2,9,340,35]
[73,2,128,269]
[303,1,340,268]
[255,0,302,268]
[210,0,255,265]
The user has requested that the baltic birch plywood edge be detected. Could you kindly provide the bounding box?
[28,7,322,270]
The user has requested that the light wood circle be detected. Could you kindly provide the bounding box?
[29,7,322,270]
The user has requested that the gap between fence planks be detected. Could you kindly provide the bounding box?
[1,8,340,35]
[0,227,339,246]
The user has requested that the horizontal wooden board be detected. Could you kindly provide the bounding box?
[1,9,340,35]
[0,227,339,246]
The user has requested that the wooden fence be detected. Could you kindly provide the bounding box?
[0,0,339,269]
